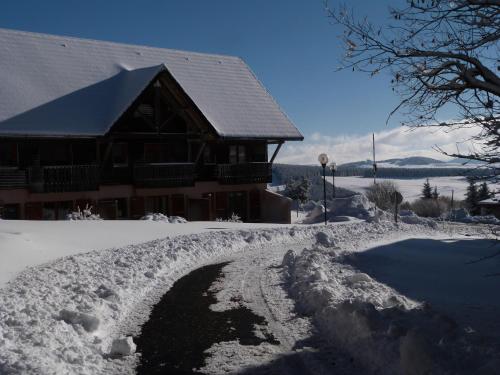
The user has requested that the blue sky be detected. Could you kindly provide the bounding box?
[1,0,469,163]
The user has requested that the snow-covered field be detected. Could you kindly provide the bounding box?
[1,217,499,374]
[335,176,499,201]
[0,220,288,287]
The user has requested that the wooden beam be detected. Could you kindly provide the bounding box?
[157,74,212,135]
[157,112,177,132]
[154,82,162,131]
[194,142,207,164]
[136,110,158,132]
[269,142,283,164]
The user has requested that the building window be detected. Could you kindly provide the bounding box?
[203,145,215,164]
[250,143,267,162]
[0,142,18,166]
[144,143,163,163]
[144,142,187,163]
[238,145,246,163]
[112,143,129,166]
[229,145,237,164]
[42,201,72,220]
[72,141,96,164]
[229,145,246,164]
[0,204,20,219]
[40,142,70,166]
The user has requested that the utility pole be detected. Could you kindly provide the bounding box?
[372,133,377,185]
[318,153,329,225]
[450,189,454,221]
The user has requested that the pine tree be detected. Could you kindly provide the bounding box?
[478,182,492,202]
[283,177,310,217]
[432,186,439,200]
[422,179,432,199]
[465,179,479,215]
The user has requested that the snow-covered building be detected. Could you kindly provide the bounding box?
[478,197,500,218]
[0,28,302,222]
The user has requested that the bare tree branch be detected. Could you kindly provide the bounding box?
[326,0,500,177]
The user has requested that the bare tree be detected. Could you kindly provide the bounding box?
[326,0,500,170]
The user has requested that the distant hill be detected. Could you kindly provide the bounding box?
[385,156,446,166]
[446,157,483,165]
[339,156,446,169]
[272,159,489,185]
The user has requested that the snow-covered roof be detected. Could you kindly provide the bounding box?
[0,28,303,140]
[478,197,500,205]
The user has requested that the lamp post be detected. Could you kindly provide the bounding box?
[329,162,337,200]
[318,153,329,225]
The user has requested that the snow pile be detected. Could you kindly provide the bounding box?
[66,205,102,221]
[0,225,329,374]
[329,194,375,220]
[448,208,500,225]
[300,194,439,228]
[300,203,325,224]
[301,194,375,224]
[283,229,500,375]
[465,215,500,225]
[140,212,187,223]
[398,214,438,228]
[109,337,136,357]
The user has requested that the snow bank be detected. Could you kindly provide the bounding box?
[139,213,187,223]
[0,225,326,374]
[0,220,446,374]
[0,220,289,287]
[283,228,500,375]
[447,208,500,225]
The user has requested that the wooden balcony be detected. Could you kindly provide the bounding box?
[100,165,132,185]
[0,167,27,189]
[133,163,195,188]
[217,162,272,185]
[28,164,100,193]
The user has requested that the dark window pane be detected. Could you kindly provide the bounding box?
[0,142,18,166]
[112,143,129,166]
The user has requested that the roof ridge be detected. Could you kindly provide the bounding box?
[0,27,242,61]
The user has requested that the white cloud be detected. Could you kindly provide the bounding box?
[275,126,481,165]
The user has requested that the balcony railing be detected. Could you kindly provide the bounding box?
[0,167,27,189]
[134,163,195,188]
[28,164,100,193]
[100,165,132,185]
[217,162,272,185]
[7,161,270,193]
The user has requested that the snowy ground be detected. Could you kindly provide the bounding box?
[1,219,498,374]
[335,176,500,202]
[0,220,289,287]
[284,226,500,374]
[0,222,323,374]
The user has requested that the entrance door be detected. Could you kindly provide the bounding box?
[188,199,210,221]
[228,191,247,221]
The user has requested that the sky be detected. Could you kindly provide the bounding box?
[0,0,472,164]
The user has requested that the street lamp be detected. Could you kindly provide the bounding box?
[318,153,329,225]
[329,162,337,200]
